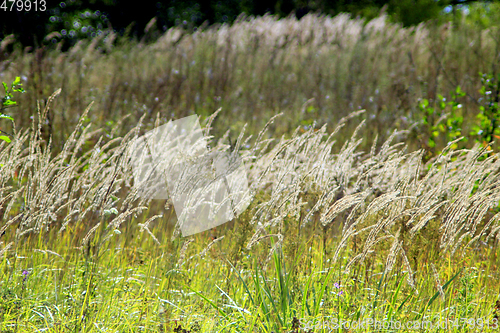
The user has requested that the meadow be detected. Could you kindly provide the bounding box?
[1,10,500,332]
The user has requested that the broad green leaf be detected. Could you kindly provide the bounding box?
[2,82,8,94]
[0,136,11,143]
[2,100,16,106]
[12,77,20,86]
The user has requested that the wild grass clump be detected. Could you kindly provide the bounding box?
[0,101,499,331]
[1,11,500,154]
[1,10,500,332]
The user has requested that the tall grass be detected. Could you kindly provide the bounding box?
[1,12,500,152]
[1,11,500,332]
[0,103,499,330]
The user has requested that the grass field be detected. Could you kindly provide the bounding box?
[1,10,500,332]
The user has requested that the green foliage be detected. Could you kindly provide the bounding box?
[460,1,500,29]
[418,85,466,158]
[1,76,25,109]
[45,2,112,47]
[456,268,477,317]
[471,73,500,148]
[0,77,25,144]
[389,0,443,27]
[418,72,500,159]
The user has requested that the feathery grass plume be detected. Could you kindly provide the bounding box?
[204,107,222,138]
[431,263,445,302]
[141,225,161,246]
[82,222,101,247]
[247,233,282,251]
[177,238,194,267]
[481,212,500,243]
[301,188,336,228]
[138,214,163,245]
[401,249,416,291]
[384,230,402,275]
[199,235,225,258]
[0,242,12,257]
[252,113,283,158]
[408,201,448,237]
[33,249,62,258]
[264,234,284,269]
[320,191,369,227]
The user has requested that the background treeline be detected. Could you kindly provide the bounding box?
[0,0,497,48]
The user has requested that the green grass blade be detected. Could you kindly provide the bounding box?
[415,268,462,320]
[184,283,230,321]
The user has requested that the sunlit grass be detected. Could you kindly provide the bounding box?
[1,10,500,333]
[1,223,499,332]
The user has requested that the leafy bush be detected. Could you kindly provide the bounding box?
[418,74,500,159]
[417,85,466,159]
[472,73,500,147]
